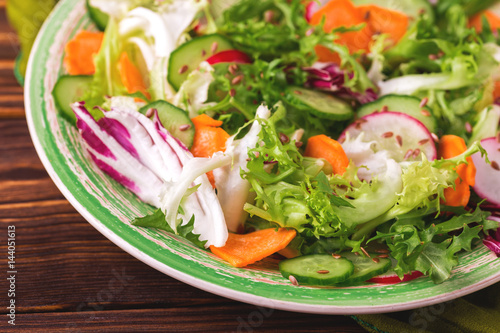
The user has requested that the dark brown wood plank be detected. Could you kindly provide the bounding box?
[0,308,366,332]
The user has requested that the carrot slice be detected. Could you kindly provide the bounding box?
[438,135,476,207]
[210,228,297,267]
[469,10,500,33]
[310,0,373,60]
[190,114,230,187]
[304,134,349,175]
[117,52,150,100]
[357,5,409,45]
[63,30,104,75]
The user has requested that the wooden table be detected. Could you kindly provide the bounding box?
[0,4,367,332]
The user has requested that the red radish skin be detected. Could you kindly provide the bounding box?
[368,271,424,284]
[206,50,252,65]
[339,111,437,162]
[472,137,500,206]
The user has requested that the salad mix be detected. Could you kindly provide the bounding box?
[53,0,500,286]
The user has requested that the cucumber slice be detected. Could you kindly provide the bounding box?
[337,252,391,285]
[279,254,354,286]
[139,100,195,148]
[52,75,93,124]
[357,94,437,133]
[168,34,233,91]
[285,87,354,121]
[86,0,109,31]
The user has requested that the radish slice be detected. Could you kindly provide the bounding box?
[305,0,330,22]
[368,270,424,284]
[339,111,437,162]
[472,137,500,206]
[206,50,251,65]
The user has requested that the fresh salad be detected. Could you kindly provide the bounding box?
[53,0,500,286]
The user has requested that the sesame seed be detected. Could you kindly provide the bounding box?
[179,124,191,131]
[145,108,154,118]
[360,247,371,258]
[492,161,500,171]
[396,135,403,147]
[372,257,380,263]
[431,133,439,143]
[178,65,189,74]
[229,89,236,97]
[289,275,299,286]
[279,133,290,144]
[420,97,429,108]
[404,149,414,160]
[381,131,393,138]
[332,253,342,259]
[211,42,218,54]
[381,105,389,112]
[465,122,472,133]
[420,109,431,117]
[418,139,429,145]
[231,75,244,85]
[317,270,330,274]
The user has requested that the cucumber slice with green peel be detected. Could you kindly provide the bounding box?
[139,100,195,148]
[285,87,354,121]
[52,75,93,124]
[86,0,109,31]
[356,94,437,133]
[168,34,233,91]
[279,254,354,286]
[336,252,391,285]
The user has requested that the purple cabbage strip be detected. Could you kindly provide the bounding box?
[303,64,377,104]
[483,215,500,256]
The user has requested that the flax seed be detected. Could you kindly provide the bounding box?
[465,122,472,133]
[404,149,414,160]
[289,275,299,286]
[413,148,421,158]
[382,131,393,138]
[211,42,218,54]
[279,133,290,144]
[360,247,371,258]
[145,108,154,118]
[377,254,389,258]
[295,141,303,148]
[420,109,431,117]
[201,49,206,57]
[418,139,429,145]
[372,258,380,263]
[431,133,439,143]
[381,105,389,112]
[178,65,189,74]
[492,161,500,171]
[179,124,191,131]
[420,97,429,108]
[229,88,236,97]
[332,253,342,259]
[396,135,403,146]
[231,75,244,85]
[317,270,330,274]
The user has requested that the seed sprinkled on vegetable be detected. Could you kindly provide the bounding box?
[179,124,191,131]
[396,135,403,146]
[413,148,421,158]
[372,258,380,263]
[232,75,244,85]
[289,275,299,286]
[229,89,236,97]
[305,28,314,36]
[381,105,389,112]
[295,141,303,148]
[431,133,439,143]
[381,131,393,138]
[228,64,238,75]
[145,108,154,118]
[178,65,188,74]
[465,122,472,133]
[492,161,500,171]
[317,270,330,274]
[374,248,389,254]
[429,54,438,60]
[420,109,431,117]
[211,41,218,54]
[294,90,303,95]
[279,133,290,144]
[360,247,370,258]
[201,49,206,57]
[332,253,342,259]
[377,254,389,258]
[404,149,414,160]
[418,139,429,145]
[420,97,429,108]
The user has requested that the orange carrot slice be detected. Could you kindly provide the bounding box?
[469,10,500,33]
[63,30,104,75]
[438,135,476,207]
[190,114,230,187]
[304,134,349,175]
[210,228,297,267]
[310,0,373,61]
[357,4,409,45]
[117,52,150,100]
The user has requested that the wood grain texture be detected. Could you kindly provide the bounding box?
[0,4,366,332]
